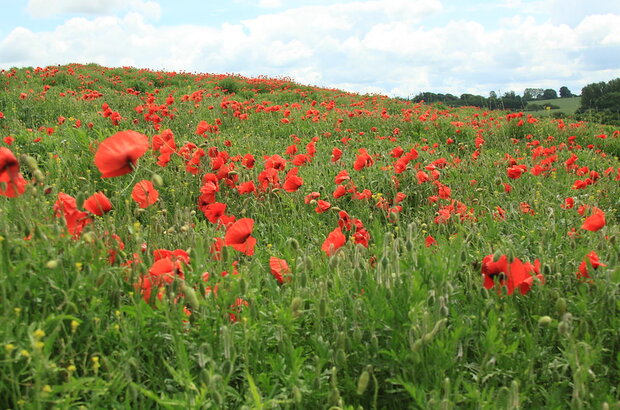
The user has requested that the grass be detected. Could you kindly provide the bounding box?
[0,63,619,408]
[525,96,582,117]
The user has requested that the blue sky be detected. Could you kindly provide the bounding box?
[1,0,619,97]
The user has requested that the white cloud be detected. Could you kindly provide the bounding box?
[258,0,282,8]
[2,1,620,97]
[26,0,161,20]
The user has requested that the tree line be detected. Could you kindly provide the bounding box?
[409,87,574,111]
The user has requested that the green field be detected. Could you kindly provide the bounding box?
[0,64,619,408]
[525,96,582,116]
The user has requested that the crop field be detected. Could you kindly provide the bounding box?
[0,64,619,408]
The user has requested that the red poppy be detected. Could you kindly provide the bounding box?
[353,148,374,171]
[425,235,437,247]
[269,256,291,284]
[237,181,256,194]
[202,202,227,224]
[507,165,527,179]
[315,199,331,213]
[331,147,343,162]
[53,192,92,238]
[322,226,346,256]
[224,218,256,256]
[581,210,605,231]
[83,192,112,216]
[149,257,185,285]
[333,185,347,199]
[283,167,303,192]
[577,251,606,280]
[132,180,159,208]
[481,254,543,295]
[0,148,27,197]
[94,130,149,178]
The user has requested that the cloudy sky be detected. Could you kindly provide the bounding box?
[1,0,619,97]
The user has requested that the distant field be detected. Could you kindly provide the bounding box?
[525,96,581,116]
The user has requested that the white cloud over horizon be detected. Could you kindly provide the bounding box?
[1,0,619,97]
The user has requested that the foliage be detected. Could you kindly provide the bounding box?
[0,64,619,408]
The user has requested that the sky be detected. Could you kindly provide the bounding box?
[1,0,619,98]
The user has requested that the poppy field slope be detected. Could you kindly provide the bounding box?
[0,64,619,408]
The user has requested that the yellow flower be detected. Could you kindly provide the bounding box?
[42,385,52,393]
[33,329,45,340]
[4,343,15,353]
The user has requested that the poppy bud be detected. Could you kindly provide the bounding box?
[371,333,379,350]
[33,169,44,183]
[45,259,59,269]
[181,282,199,311]
[335,348,346,367]
[287,238,299,251]
[290,297,303,315]
[538,316,552,327]
[555,298,567,316]
[558,321,569,337]
[20,154,38,172]
[356,370,370,395]
[221,359,232,377]
[152,174,163,186]
[82,232,95,244]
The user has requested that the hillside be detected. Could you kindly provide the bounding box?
[0,64,618,408]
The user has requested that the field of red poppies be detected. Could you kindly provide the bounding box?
[0,64,618,408]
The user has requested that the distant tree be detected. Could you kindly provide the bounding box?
[523,88,544,100]
[542,89,558,99]
[578,78,620,125]
[489,91,497,99]
[501,91,524,110]
[559,86,573,98]
[580,81,607,109]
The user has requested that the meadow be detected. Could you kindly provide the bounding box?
[524,96,582,118]
[0,64,618,408]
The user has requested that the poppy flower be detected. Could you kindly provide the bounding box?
[224,218,256,256]
[331,147,343,162]
[577,251,606,280]
[94,130,149,178]
[269,257,291,284]
[481,254,543,295]
[202,202,227,224]
[54,192,92,238]
[132,180,159,208]
[322,226,346,256]
[333,185,347,199]
[507,165,527,179]
[237,181,256,194]
[0,147,27,197]
[425,235,437,247]
[83,192,112,216]
[353,148,374,171]
[283,167,303,192]
[581,210,605,231]
[315,199,331,213]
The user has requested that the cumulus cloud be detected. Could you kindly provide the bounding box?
[2,0,620,96]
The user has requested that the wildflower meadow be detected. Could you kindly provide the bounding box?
[0,64,618,408]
